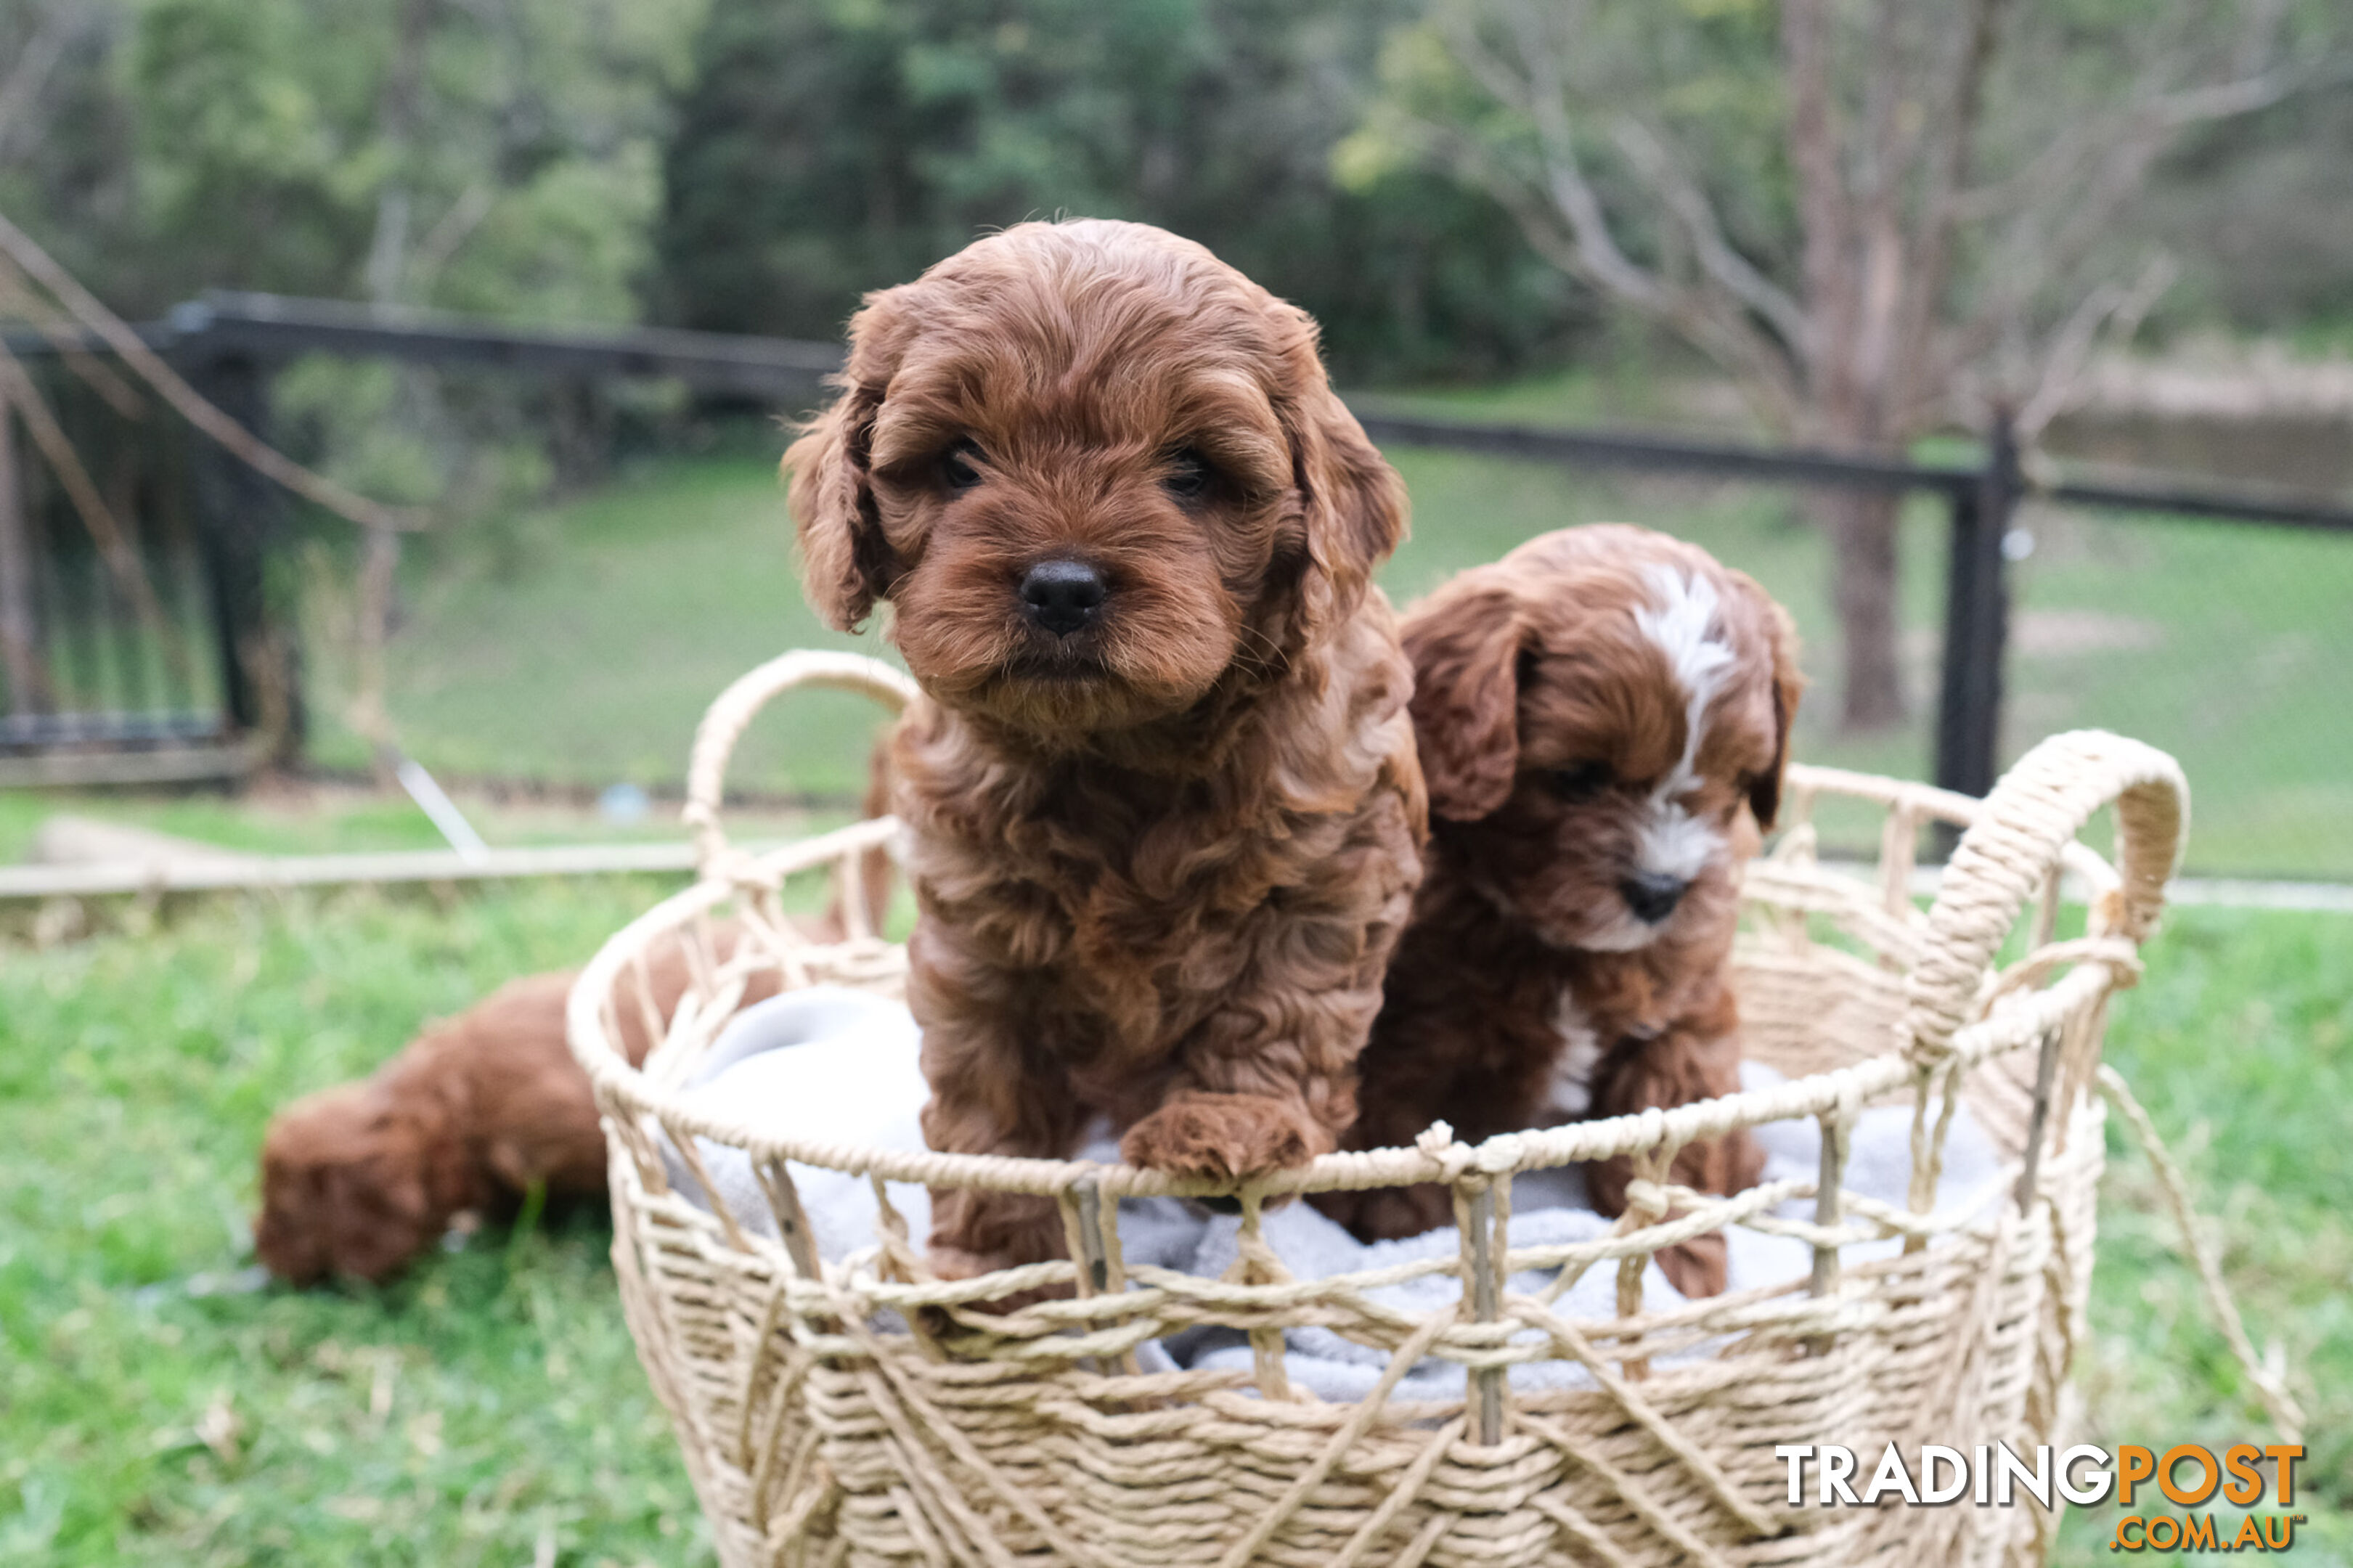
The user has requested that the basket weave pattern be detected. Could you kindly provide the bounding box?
[568,652,2189,1568]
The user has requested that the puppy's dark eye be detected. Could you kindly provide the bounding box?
[940,438,984,492]
[1541,761,1612,803]
[1163,447,1214,502]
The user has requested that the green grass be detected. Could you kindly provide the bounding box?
[1,888,2343,1564]
[0,788,460,866]
[0,880,719,1567]
[300,458,889,801]
[0,782,832,871]
[2004,510,2353,878]
[2055,907,2353,1565]
[272,440,2352,878]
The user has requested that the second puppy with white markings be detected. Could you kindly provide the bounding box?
[1321,524,1802,1297]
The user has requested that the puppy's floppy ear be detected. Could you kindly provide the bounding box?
[1402,581,1523,821]
[1732,571,1804,829]
[783,383,890,632]
[1273,316,1408,640]
[783,290,915,632]
[1297,388,1408,602]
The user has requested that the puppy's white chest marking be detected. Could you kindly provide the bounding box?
[1546,992,1605,1117]
[1632,565,1735,881]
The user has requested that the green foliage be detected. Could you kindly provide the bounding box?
[119,0,698,320]
[653,0,1583,382]
[4,0,703,534]
[4,0,698,318]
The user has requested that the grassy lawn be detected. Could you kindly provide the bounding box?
[2,885,2344,1565]
[0,880,703,1567]
[2052,905,2353,1565]
[270,438,2352,879]
[299,458,894,802]
[0,783,835,872]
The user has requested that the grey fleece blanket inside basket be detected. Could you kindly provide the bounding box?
[659,986,2005,1402]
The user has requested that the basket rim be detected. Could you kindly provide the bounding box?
[566,730,2185,1201]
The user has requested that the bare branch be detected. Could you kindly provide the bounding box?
[348,526,402,756]
[2150,59,2316,128]
[1432,0,1809,422]
[0,207,432,534]
[0,340,191,686]
[1855,0,1907,209]
[2013,254,2177,441]
[1936,126,2181,399]
[1485,0,1672,317]
[1607,119,1809,356]
[0,256,144,418]
[1397,108,1805,428]
[1948,56,2328,232]
[1926,38,2337,417]
[1435,4,1538,118]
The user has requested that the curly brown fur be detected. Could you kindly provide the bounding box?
[784,219,1426,1279]
[255,930,787,1286]
[1324,525,1801,1298]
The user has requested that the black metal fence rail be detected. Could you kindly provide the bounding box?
[7,293,2350,807]
[6,290,844,400]
[1,293,847,780]
[1349,411,2353,533]
[166,292,842,400]
[1352,408,2353,807]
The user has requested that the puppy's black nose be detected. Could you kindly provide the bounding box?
[1019,559,1107,637]
[1620,871,1688,924]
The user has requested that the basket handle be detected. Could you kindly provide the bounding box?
[682,649,919,871]
[1901,729,2187,1066]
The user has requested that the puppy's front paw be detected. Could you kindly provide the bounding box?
[1121,1093,1322,1183]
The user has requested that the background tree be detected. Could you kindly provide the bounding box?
[1340,0,2344,730]
[653,0,1584,384]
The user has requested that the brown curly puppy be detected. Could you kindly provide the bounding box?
[786,219,1426,1280]
[254,932,787,1286]
[1324,525,1800,1297]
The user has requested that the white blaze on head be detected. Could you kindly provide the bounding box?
[1631,564,1736,889]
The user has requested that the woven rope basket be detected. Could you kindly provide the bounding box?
[568,650,2195,1568]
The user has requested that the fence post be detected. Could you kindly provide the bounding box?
[1933,409,2018,816]
[180,323,303,761]
[0,392,51,715]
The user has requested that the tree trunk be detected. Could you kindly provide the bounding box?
[1824,486,1907,730]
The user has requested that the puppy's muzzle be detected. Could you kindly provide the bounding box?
[1019,559,1108,638]
[1619,871,1689,925]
